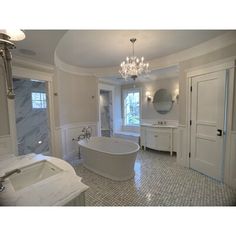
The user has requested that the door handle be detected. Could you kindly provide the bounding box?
[217,129,222,136]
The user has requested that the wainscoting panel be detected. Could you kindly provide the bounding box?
[54,122,97,160]
[176,125,189,167]
[0,135,13,158]
[229,131,236,189]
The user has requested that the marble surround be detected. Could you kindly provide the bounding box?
[68,149,236,206]
[13,79,50,155]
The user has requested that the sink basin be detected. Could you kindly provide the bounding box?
[9,160,63,191]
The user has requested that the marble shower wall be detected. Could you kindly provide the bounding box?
[13,79,50,155]
[100,90,113,137]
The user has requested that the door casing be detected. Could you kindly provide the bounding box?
[185,58,235,185]
[8,64,56,156]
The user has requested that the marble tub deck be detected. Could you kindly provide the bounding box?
[68,150,236,206]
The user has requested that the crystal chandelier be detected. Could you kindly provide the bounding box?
[119,38,150,80]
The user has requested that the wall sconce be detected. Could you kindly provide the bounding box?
[173,88,179,103]
[0,30,25,99]
[176,94,179,103]
[146,91,152,102]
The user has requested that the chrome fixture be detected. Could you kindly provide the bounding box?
[82,126,92,140]
[119,38,150,81]
[146,91,152,102]
[0,168,21,192]
[78,133,86,141]
[0,30,25,99]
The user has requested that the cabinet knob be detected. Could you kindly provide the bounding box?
[154,135,158,138]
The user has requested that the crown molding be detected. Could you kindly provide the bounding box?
[54,52,120,77]
[12,55,54,74]
[149,31,236,69]
[55,31,236,78]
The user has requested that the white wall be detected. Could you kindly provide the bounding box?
[53,68,99,159]
[55,68,98,126]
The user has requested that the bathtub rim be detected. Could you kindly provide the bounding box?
[78,136,140,156]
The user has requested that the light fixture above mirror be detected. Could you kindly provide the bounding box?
[146,91,152,102]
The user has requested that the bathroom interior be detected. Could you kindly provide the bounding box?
[0,29,236,209]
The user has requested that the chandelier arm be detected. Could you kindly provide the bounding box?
[120,38,150,80]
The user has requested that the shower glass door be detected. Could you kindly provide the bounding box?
[13,78,51,155]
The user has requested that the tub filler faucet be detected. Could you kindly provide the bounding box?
[78,134,86,141]
[0,169,21,192]
[82,126,92,140]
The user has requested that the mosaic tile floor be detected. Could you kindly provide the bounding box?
[68,149,236,206]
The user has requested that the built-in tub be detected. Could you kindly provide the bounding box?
[78,136,140,181]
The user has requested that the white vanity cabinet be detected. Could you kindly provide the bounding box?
[141,124,178,155]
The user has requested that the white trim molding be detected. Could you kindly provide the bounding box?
[185,59,236,189]
[55,31,236,78]
[186,57,236,78]
[8,63,56,157]
[13,55,54,73]
[229,131,236,189]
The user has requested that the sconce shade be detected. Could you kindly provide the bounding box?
[0,30,25,41]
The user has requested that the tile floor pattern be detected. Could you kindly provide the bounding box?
[68,149,236,206]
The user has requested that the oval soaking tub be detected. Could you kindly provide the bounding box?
[78,136,140,181]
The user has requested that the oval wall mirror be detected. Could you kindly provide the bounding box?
[153,89,173,114]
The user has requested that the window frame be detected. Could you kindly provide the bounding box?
[122,87,141,128]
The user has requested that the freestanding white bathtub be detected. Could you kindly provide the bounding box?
[78,136,140,181]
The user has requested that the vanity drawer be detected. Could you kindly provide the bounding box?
[146,130,170,151]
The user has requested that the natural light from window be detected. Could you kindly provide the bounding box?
[124,89,140,126]
[32,92,47,109]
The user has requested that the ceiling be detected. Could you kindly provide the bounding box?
[12,30,228,69]
[56,30,227,68]
[13,30,67,65]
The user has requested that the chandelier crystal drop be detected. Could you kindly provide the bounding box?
[119,38,150,80]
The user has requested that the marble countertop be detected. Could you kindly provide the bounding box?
[141,123,178,128]
[0,154,89,206]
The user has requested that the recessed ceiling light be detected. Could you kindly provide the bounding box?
[18,48,36,56]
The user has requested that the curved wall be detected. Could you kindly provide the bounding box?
[54,68,99,127]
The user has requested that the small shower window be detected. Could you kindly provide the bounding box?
[32,92,47,109]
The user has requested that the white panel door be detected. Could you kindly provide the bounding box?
[190,71,226,181]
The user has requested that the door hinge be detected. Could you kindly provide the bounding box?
[190,86,192,92]
[189,152,191,158]
[190,120,192,126]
